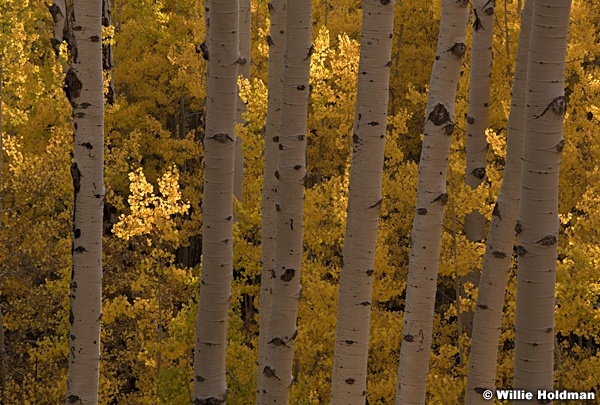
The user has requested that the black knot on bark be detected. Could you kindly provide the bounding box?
[380,0,391,4]
[416,208,427,215]
[549,95,567,115]
[466,115,475,124]
[472,167,486,180]
[432,193,448,205]
[64,68,82,106]
[403,334,414,342]
[444,122,455,135]
[345,378,356,385]
[428,103,450,126]
[195,396,227,405]
[67,395,81,404]
[484,6,494,15]
[209,133,234,143]
[515,220,524,235]
[263,366,280,379]
[555,139,564,152]
[268,337,286,346]
[537,235,557,246]
[517,245,528,256]
[280,268,295,282]
[366,269,374,276]
[449,42,466,57]
[492,203,502,219]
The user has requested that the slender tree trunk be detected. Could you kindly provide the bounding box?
[47,0,67,56]
[329,0,395,403]
[0,57,5,405]
[465,2,533,403]
[256,0,286,401]
[513,0,571,399]
[193,0,239,402]
[0,68,4,385]
[233,0,251,206]
[260,0,312,401]
[0,306,5,404]
[460,0,497,337]
[395,1,469,403]
[102,0,114,105]
[63,0,104,403]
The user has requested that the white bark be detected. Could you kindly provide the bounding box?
[395,1,469,403]
[513,0,571,399]
[48,0,66,55]
[330,0,394,403]
[65,0,104,404]
[256,0,286,401]
[460,0,497,336]
[233,0,250,205]
[193,0,239,403]
[260,0,312,402]
[465,2,533,403]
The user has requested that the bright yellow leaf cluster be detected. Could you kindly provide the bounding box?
[113,167,190,246]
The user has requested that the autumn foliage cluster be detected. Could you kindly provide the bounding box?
[1,0,600,403]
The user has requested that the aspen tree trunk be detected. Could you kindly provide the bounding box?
[193,0,239,402]
[329,0,395,403]
[513,0,571,398]
[233,0,250,206]
[260,0,312,401]
[256,0,286,401]
[395,1,469,403]
[465,2,533,403]
[63,0,104,403]
[47,0,67,56]
[0,58,6,405]
[0,307,5,403]
[460,0,497,336]
[102,0,115,105]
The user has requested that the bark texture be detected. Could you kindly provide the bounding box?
[102,0,115,105]
[330,0,394,403]
[65,0,104,404]
[260,0,312,401]
[193,0,239,403]
[465,2,533,403]
[256,0,286,401]
[233,0,251,205]
[395,1,469,403]
[514,0,571,399]
[460,0,497,336]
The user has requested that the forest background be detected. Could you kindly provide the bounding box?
[0,0,600,403]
